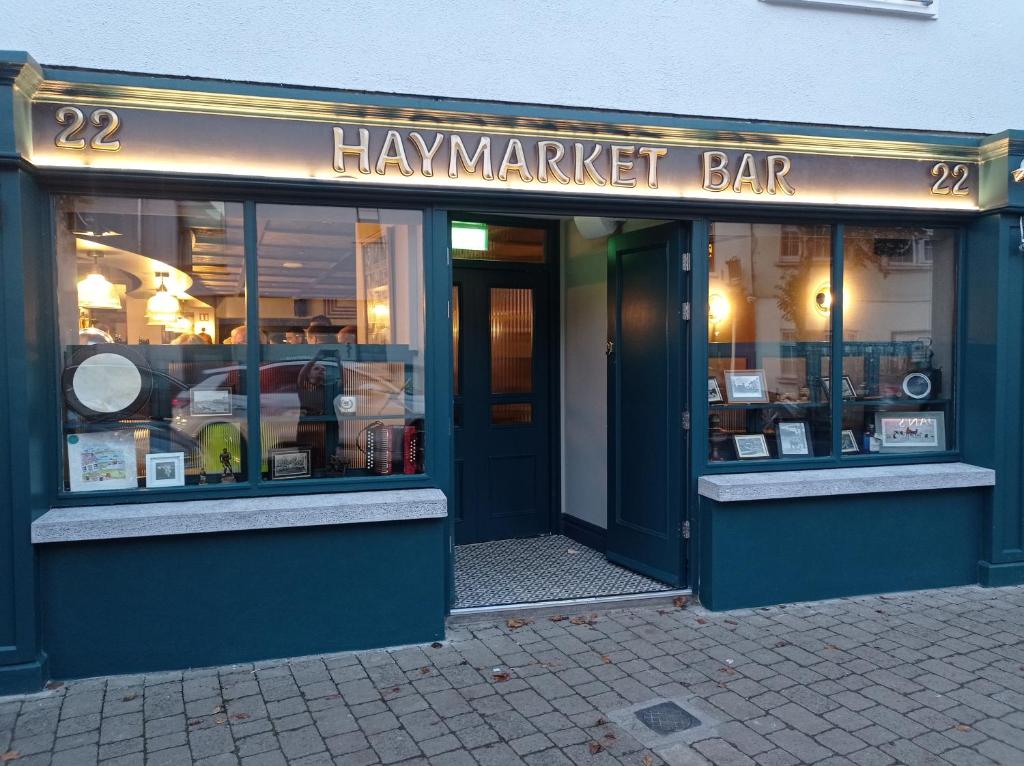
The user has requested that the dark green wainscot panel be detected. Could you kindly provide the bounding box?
[37,518,446,680]
[696,466,994,611]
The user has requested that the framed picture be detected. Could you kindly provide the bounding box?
[724,370,769,404]
[822,376,857,400]
[875,411,946,452]
[67,430,138,492]
[776,421,813,458]
[270,447,312,480]
[145,452,185,488]
[733,434,770,460]
[190,387,232,416]
[841,429,860,454]
[708,376,724,404]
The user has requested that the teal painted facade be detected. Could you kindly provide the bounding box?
[698,489,985,611]
[1,51,1023,693]
[38,521,446,680]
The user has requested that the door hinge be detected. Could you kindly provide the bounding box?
[682,302,691,321]
[681,410,691,430]
[681,252,691,272]
[681,520,691,540]
[447,247,451,265]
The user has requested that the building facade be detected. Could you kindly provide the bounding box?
[1,0,1023,693]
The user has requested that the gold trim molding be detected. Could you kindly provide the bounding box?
[34,80,980,163]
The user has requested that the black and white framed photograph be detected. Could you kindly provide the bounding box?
[708,376,724,404]
[775,421,813,458]
[841,429,860,453]
[733,434,770,460]
[269,448,312,480]
[189,387,233,417]
[145,452,185,488]
[875,411,946,452]
[724,370,769,404]
[822,375,857,400]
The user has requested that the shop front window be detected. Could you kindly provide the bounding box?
[56,195,425,494]
[57,196,247,491]
[707,221,957,464]
[708,223,833,462]
[255,204,425,481]
[841,226,956,456]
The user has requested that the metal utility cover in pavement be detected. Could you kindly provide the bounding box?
[634,701,701,735]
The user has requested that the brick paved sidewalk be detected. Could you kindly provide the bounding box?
[3,585,1024,766]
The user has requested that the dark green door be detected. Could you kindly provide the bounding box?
[453,261,551,544]
[607,224,688,586]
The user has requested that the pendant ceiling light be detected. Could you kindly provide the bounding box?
[77,255,122,310]
[146,271,181,325]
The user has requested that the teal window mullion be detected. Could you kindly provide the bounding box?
[831,223,845,462]
[243,201,262,485]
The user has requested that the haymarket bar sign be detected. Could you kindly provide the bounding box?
[25,80,980,210]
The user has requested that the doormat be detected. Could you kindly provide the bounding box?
[634,701,702,735]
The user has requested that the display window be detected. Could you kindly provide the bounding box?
[707,221,957,463]
[56,195,426,493]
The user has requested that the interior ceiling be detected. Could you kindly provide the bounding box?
[74,205,367,301]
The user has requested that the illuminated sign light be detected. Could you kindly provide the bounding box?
[451,221,489,251]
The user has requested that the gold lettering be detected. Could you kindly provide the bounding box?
[449,134,493,180]
[375,130,414,176]
[732,153,763,194]
[637,147,667,189]
[610,145,637,188]
[497,138,533,182]
[408,131,445,177]
[573,143,606,186]
[702,151,730,192]
[332,127,371,174]
[767,155,795,195]
[537,141,570,184]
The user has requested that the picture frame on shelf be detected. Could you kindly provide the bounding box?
[775,421,813,458]
[733,434,770,460]
[822,375,857,400]
[724,370,769,404]
[189,387,233,417]
[145,452,185,488]
[874,411,946,452]
[269,447,312,480]
[708,376,724,404]
[841,429,860,453]
[67,430,138,492]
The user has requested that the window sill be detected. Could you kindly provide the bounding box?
[698,462,993,502]
[32,488,447,544]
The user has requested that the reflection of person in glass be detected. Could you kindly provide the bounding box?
[337,325,357,344]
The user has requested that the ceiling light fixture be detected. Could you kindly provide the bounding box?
[145,272,181,325]
[77,254,122,310]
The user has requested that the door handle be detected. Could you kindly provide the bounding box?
[606,339,615,357]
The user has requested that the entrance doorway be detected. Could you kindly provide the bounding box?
[452,221,554,545]
[450,215,690,609]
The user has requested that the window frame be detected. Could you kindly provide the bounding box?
[759,0,938,19]
[699,216,964,475]
[50,191,443,506]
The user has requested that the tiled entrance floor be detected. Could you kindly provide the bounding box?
[454,534,672,609]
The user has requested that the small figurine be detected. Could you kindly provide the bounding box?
[219,447,235,481]
[198,470,208,485]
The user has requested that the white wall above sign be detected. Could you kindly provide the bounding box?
[759,0,937,18]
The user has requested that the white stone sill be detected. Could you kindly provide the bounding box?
[32,488,447,544]
[698,462,994,503]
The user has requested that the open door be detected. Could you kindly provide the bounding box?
[607,223,688,586]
